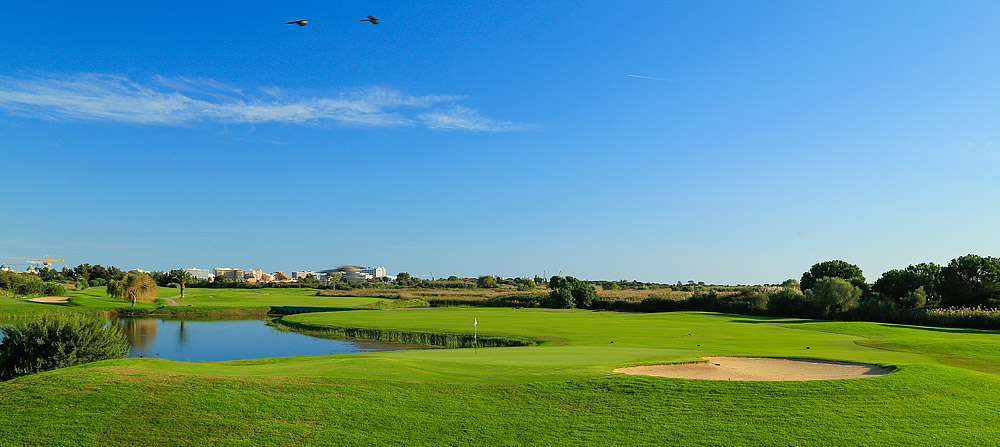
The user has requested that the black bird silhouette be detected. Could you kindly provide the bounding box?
[361,15,379,24]
[285,20,308,26]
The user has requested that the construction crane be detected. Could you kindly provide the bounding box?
[1,255,64,268]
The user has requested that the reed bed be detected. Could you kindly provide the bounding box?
[271,318,538,348]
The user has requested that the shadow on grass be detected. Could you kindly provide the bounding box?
[732,314,1000,335]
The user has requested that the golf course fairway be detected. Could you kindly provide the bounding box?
[2,308,999,445]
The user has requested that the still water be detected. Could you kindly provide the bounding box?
[1,317,429,362]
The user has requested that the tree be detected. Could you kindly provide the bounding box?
[108,272,157,307]
[297,275,319,287]
[0,315,128,380]
[170,270,192,299]
[74,263,92,283]
[544,276,596,309]
[89,265,109,281]
[476,275,497,288]
[37,267,58,281]
[544,287,575,308]
[516,278,536,291]
[938,254,1000,308]
[901,286,928,309]
[805,277,862,317]
[801,260,866,292]
[780,279,800,290]
[395,272,412,287]
[872,262,941,304]
[548,276,564,290]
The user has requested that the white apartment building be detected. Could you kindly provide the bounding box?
[359,266,387,278]
[181,267,214,280]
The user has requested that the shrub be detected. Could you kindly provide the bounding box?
[902,286,928,309]
[543,287,575,309]
[922,306,1000,329]
[766,288,808,317]
[43,282,66,296]
[0,315,129,380]
[801,260,867,294]
[476,276,498,289]
[807,276,862,317]
[745,290,768,311]
[590,300,611,310]
[543,276,597,309]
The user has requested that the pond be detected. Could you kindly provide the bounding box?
[0,316,431,362]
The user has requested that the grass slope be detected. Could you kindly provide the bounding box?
[2,309,1000,445]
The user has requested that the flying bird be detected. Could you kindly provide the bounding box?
[361,15,379,24]
[285,20,308,26]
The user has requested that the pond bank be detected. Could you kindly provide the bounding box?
[271,318,539,348]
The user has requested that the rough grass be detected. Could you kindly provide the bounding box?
[3,309,1000,445]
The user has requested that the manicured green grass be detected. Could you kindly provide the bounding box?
[3,309,1000,445]
[172,287,382,309]
[0,287,382,318]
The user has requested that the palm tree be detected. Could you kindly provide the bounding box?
[170,270,192,300]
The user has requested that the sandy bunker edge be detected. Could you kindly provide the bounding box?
[614,356,895,381]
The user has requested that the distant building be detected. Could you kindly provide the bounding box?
[291,270,329,284]
[260,272,274,282]
[0,264,12,272]
[181,267,214,280]
[344,271,374,284]
[359,266,387,278]
[272,271,291,281]
[214,268,246,281]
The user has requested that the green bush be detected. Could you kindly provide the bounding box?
[0,315,129,380]
[43,282,67,296]
[806,277,862,317]
[544,276,597,309]
[476,276,498,288]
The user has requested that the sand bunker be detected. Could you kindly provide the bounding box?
[27,296,70,304]
[614,356,893,381]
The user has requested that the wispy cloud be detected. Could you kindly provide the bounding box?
[419,105,533,132]
[0,73,529,131]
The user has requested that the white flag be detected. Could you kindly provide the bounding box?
[474,318,478,326]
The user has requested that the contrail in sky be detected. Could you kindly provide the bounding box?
[626,74,683,82]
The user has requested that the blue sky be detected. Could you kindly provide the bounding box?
[2,1,999,284]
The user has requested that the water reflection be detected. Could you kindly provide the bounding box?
[115,318,158,349]
[3,317,432,362]
[112,317,431,362]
